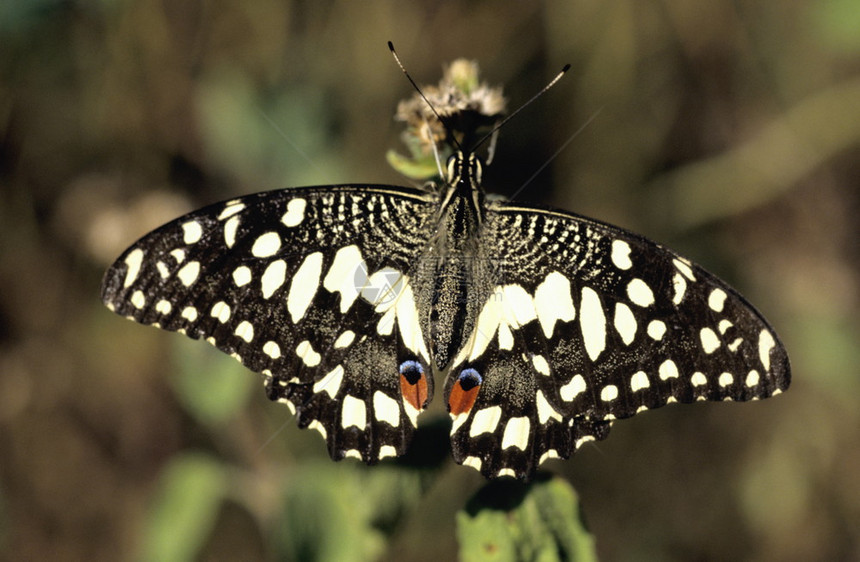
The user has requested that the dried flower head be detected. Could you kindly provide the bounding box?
[387,59,507,180]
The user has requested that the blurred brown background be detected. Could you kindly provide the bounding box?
[1,1,858,560]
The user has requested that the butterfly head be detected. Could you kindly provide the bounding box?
[446,151,483,192]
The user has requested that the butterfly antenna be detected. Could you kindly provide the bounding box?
[473,63,571,152]
[388,41,463,152]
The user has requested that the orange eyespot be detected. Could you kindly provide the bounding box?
[399,360,428,410]
[448,368,482,416]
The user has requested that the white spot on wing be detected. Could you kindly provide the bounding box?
[560,374,587,401]
[539,449,561,465]
[251,232,281,258]
[155,300,172,315]
[579,287,606,362]
[296,340,321,367]
[361,267,402,310]
[691,372,708,387]
[452,283,539,366]
[234,321,254,342]
[156,261,170,279]
[288,252,323,323]
[708,288,727,312]
[462,456,482,472]
[323,245,365,313]
[457,297,503,364]
[333,331,355,349]
[672,273,687,305]
[403,400,419,427]
[532,354,550,376]
[600,385,619,402]
[169,248,185,264]
[718,372,734,387]
[218,202,245,220]
[224,215,239,248]
[261,259,287,299]
[210,301,231,323]
[130,290,145,309]
[393,280,430,361]
[177,261,201,287]
[534,271,575,338]
[181,306,198,322]
[123,249,144,288]
[450,412,468,435]
[497,323,514,350]
[378,445,398,459]
[373,391,400,427]
[341,395,367,430]
[182,221,203,244]
[500,284,537,326]
[308,420,327,439]
[535,390,562,424]
[627,278,655,307]
[647,320,667,340]
[745,369,760,387]
[673,258,696,281]
[313,365,344,398]
[232,265,252,287]
[263,341,281,359]
[469,406,502,437]
[758,330,775,372]
[611,240,633,270]
[613,302,637,345]
[630,371,650,391]
[659,359,679,380]
[282,198,307,227]
[278,397,296,415]
[700,327,721,354]
[501,417,530,451]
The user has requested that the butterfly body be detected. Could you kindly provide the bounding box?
[102,149,789,479]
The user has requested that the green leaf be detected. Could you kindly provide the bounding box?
[457,475,597,562]
[386,149,442,181]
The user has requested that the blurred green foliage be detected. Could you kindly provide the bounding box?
[170,338,256,427]
[1,1,859,561]
[142,453,229,561]
[457,477,597,562]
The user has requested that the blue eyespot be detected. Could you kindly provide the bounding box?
[399,360,424,384]
[457,368,482,390]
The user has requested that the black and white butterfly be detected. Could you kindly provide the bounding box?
[101,58,790,480]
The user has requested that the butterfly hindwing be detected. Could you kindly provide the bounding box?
[444,203,790,478]
[101,186,438,463]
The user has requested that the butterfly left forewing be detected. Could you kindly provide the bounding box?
[445,203,790,479]
[101,186,437,463]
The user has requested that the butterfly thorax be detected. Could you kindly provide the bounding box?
[414,151,494,372]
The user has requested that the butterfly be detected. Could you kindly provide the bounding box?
[101,50,790,480]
